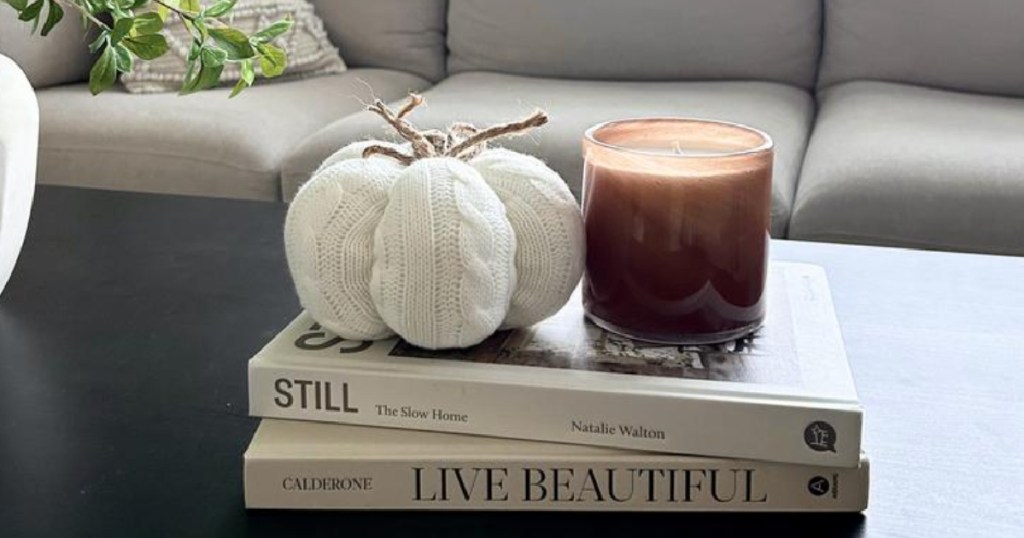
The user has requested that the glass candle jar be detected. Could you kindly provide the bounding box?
[581,118,773,344]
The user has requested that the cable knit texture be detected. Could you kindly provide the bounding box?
[314,140,408,177]
[470,148,584,328]
[371,158,516,349]
[284,94,583,349]
[285,144,402,340]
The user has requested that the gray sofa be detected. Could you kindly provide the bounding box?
[3,0,1023,255]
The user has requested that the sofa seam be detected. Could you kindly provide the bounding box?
[789,231,1019,256]
[40,145,278,175]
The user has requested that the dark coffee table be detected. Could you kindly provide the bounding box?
[2,186,1021,537]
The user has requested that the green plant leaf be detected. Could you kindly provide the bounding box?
[208,27,254,60]
[199,62,226,91]
[108,1,132,20]
[201,45,228,67]
[193,62,224,92]
[256,43,286,78]
[181,57,200,92]
[187,40,201,61]
[203,0,236,19]
[250,19,292,43]
[40,0,63,36]
[83,0,107,12]
[6,0,30,11]
[88,31,107,53]
[194,17,209,40]
[229,78,247,98]
[229,58,254,98]
[240,57,254,83]
[17,0,43,22]
[122,33,168,60]
[131,12,162,35]
[110,16,134,44]
[180,0,200,14]
[181,46,226,94]
[113,43,133,73]
[89,43,117,95]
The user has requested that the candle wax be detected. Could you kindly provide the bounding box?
[582,123,772,344]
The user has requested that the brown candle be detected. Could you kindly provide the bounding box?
[581,118,773,344]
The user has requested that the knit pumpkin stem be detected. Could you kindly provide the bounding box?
[445,110,548,159]
[395,93,425,119]
[364,93,549,165]
[446,122,483,159]
[362,144,415,165]
[367,97,435,159]
[422,129,449,155]
[449,122,479,138]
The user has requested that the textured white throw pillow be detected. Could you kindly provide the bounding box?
[121,0,345,93]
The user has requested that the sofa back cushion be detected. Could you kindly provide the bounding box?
[447,0,821,89]
[0,10,93,88]
[819,0,1024,97]
[310,0,447,82]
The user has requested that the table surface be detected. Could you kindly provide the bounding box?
[1,186,1022,537]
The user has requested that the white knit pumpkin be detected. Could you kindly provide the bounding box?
[285,97,584,349]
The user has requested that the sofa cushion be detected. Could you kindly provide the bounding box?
[309,0,447,82]
[819,0,1024,97]
[37,69,428,201]
[281,72,815,237]
[447,0,821,89]
[0,8,93,88]
[791,81,1024,255]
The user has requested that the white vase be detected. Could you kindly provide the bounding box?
[0,54,38,297]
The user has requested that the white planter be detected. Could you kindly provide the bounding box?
[0,54,38,297]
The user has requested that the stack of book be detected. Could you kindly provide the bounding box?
[243,262,869,511]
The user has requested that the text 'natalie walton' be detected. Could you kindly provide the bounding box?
[571,420,667,440]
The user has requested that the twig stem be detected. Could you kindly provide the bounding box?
[153,0,197,21]
[447,110,548,159]
[55,0,110,30]
[363,94,549,166]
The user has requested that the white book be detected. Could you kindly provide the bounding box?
[244,419,870,512]
[249,262,863,467]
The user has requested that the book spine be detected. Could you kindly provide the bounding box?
[245,454,869,511]
[248,363,862,467]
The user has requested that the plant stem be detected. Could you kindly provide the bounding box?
[153,0,197,22]
[54,0,110,31]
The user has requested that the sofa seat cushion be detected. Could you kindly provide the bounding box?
[791,81,1024,255]
[282,72,815,237]
[37,69,429,201]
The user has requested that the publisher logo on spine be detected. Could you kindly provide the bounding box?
[807,476,830,496]
[803,421,837,452]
